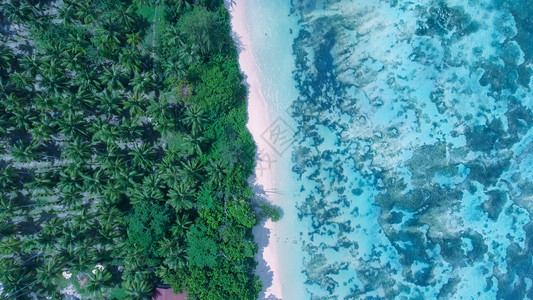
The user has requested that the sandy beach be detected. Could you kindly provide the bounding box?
[227,1,282,299]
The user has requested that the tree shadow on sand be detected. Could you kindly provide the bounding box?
[224,0,246,55]
[250,175,283,300]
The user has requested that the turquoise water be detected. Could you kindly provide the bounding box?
[245,0,533,298]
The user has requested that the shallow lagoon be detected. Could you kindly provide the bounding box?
[246,0,533,298]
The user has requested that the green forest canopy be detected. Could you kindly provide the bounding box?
[0,0,271,298]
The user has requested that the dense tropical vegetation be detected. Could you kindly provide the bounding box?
[0,0,265,298]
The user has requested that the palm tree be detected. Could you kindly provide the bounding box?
[182,105,206,136]
[164,246,187,271]
[133,0,155,8]
[72,208,94,232]
[41,217,64,237]
[124,93,148,121]
[18,3,37,23]
[179,158,204,185]
[141,173,165,200]
[157,158,181,187]
[123,274,153,299]
[152,114,175,137]
[35,259,61,296]
[0,196,18,219]
[176,0,192,13]
[206,159,226,186]
[99,64,125,91]
[183,133,206,156]
[0,236,22,256]
[29,171,56,192]
[58,112,88,138]
[84,268,113,298]
[41,41,65,60]
[105,142,128,160]
[130,72,156,94]
[39,56,64,77]
[76,88,96,111]
[67,33,89,56]
[177,44,200,67]
[0,116,10,137]
[129,143,157,170]
[146,98,169,122]
[158,237,187,270]
[31,13,52,31]
[83,167,106,195]
[20,237,40,256]
[171,213,193,239]
[33,94,58,112]
[4,92,25,112]
[73,69,101,92]
[113,6,137,29]
[126,33,142,48]
[91,119,118,144]
[119,118,142,141]
[0,165,17,192]
[9,72,33,91]
[118,166,142,188]
[11,141,37,162]
[98,90,124,117]
[130,187,153,206]
[167,183,195,212]
[103,157,126,180]
[73,1,95,24]
[163,26,184,48]
[157,237,174,258]
[63,51,86,72]
[94,27,121,56]
[61,88,94,112]
[19,54,40,77]
[98,205,123,229]
[59,161,86,188]
[60,241,88,271]
[163,60,187,82]
[0,257,31,297]
[58,4,77,24]
[63,138,91,163]
[101,181,124,206]
[119,48,142,73]
[58,182,82,209]
[2,1,35,24]
[10,109,37,130]
[40,73,69,95]
[98,224,122,244]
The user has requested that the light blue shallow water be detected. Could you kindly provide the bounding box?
[246,0,533,298]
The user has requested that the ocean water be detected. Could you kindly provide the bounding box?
[245,0,533,298]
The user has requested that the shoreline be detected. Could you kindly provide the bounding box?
[227,1,283,299]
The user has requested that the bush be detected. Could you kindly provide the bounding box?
[260,203,281,222]
[178,6,227,56]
